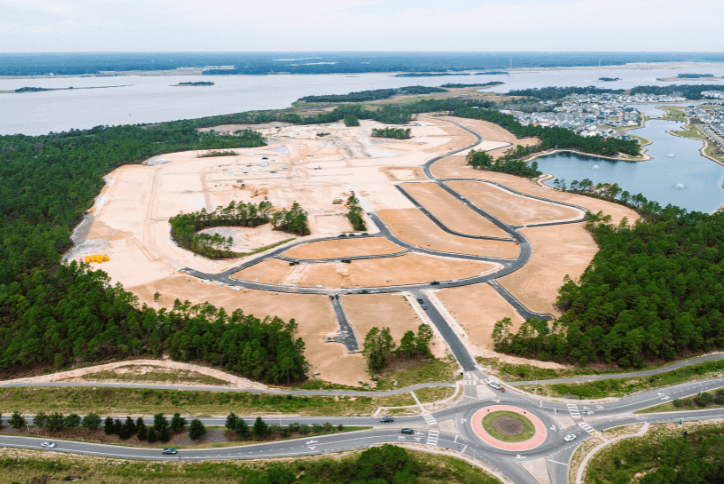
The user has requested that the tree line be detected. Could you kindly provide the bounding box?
[225,413,346,441]
[346,196,367,231]
[298,85,446,103]
[492,185,724,368]
[466,149,542,178]
[363,324,435,372]
[169,200,308,259]
[371,127,411,139]
[508,84,724,101]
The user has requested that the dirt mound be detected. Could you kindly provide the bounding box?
[492,416,525,436]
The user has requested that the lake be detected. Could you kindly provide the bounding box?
[534,115,724,214]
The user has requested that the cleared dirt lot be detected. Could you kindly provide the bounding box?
[446,180,583,226]
[401,182,512,238]
[282,237,404,260]
[498,224,599,317]
[431,157,639,225]
[128,275,370,386]
[437,116,539,158]
[233,253,498,288]
[376,208,520,259]
[342,294,424,346]
[435,283,524,355]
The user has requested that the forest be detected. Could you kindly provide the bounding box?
[492,185,724,369]
[169,200,308,259]
[371,127,411,139]
[362,325,434,372]
[298,85,445,103]
[440,82,504,88]
[507,86,620,100]
[0,122,311,383]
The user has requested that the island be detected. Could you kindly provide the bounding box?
[173,81,215,87]
[598,77,620,82]
[2,85,130,94]
[657,73,724,82]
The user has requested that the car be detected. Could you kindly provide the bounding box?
[401,428,414,435]
[380,416,395,423]
[487,381,502,390]
[582,410,594,415]
[162,448,178,455]
[563,434,577,442]
[421,305,427,310]
[40,442,56,448]
[417,298,424,304]
[430,281,440,285]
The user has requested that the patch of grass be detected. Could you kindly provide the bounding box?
[414,386,455,403]
[375,357,459,391]
[657,106,687,121]
[523,360,724,399]
[477,357,634,382]
[83,366,229,386]
[671,123,705,139]
[0,387,415,417]
[636,389,724,414]
[0,447,503,484]
[481,410,535,443]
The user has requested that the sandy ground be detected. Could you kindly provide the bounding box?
[376,208,520,259]
[198,225,293,253]
[343,294,425,346]
[498,224,599,317]
[400,182,511,238]
[380,166,427,181]
[282,237,404,260]
[436,116,539,159]
[431,156,639,225]
[0,359,265,388]
[446,180,584,226]
[435,283,525,355]
[127,274,370,386]
[232,253,498,288]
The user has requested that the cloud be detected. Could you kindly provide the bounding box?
[1,0,722,52]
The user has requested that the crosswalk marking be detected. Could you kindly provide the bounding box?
[426,429,439,446]
[567,403,580,419]
[423,413,437,425]
[578,422,595,435]
[464,380,477,386]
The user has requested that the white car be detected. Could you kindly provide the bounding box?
[40,441,56,448]
[487,381,502,390]
[563,434,577,442]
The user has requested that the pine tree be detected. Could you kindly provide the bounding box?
[137,422,147,441]
[159,425,170,443]
[188,419,207,442]
[104,416,115,435]
[9,411,26,430]
[225,412,238,430]
[235,418,250,439]
[170,413,187,432]
[253,417,269,438]
[147,428,158,443]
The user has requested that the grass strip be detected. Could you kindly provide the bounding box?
[481,410,535,443]
[0,387,415,417]
[517,359,724,399]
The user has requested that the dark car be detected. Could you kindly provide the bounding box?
[162,448,178,455]
[417,298,424,304]
[401,428,414,435]
[380,416,395,423]
[430,281,440,285]
[421,305,427,310]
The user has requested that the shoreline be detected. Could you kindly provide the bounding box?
[5,60,724,81]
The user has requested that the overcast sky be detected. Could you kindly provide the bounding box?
[2,0,723,53]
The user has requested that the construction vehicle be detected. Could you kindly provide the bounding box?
[84,254,110,263]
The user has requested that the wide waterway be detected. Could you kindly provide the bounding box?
[534,115,724,214]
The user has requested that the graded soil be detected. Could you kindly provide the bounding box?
[431,156,639,225]
[435,283,524,354]
[400,182,512,238]
[232,253,498,288]
[446,180,584,226]
[498,224,599,316]
[376,208,520,259]
[282,237,404,260]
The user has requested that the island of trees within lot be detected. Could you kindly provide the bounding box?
[0,83,721,390]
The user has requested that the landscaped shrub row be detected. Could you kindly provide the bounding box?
[673,389,724,409]
[225,413,345,441]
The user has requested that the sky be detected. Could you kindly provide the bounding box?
[2,0,723,53]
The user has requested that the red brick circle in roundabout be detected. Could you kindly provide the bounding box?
[471,405,547,451]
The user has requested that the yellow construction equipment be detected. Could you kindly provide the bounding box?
[85,254,110,263]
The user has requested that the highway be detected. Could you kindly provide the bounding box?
[6,116,723,484]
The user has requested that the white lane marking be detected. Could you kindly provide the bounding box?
[426,429,439,446]
[548,460,569,466]
[567,403,580,419]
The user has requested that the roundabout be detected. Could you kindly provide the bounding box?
[471,405,547,451]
